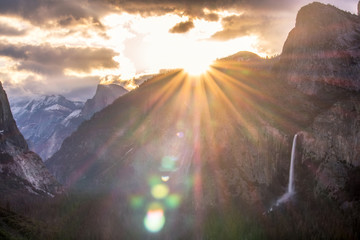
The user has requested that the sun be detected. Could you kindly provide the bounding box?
[182,60,213,76]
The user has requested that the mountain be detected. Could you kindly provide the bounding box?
[221,51,262,62]
[11,95,84,161]
[12,84,128,161]
[0,82,61,200]
[79,84,128,120]
[276,2,360,206]
[45,3,360,238]
[278,2,360,96]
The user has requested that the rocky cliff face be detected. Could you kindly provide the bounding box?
[275,2,360,207]
[299,95,360,205]
[0,85,27,150]
[0,82,61,198]
[279,2,360,97]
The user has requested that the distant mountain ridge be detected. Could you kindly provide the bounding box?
[11,84,128,161]
[80,84,128,120]
[11,95,84,160]
[221,51,262,62]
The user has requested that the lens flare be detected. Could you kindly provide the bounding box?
[151,184,169,199]
[176,132,184,138]
[148,175,161,187]
[161,176,170,182]
[165,194,181,209]
[144,203,165,233]
[129,195,144,209]
[160,156,178,171]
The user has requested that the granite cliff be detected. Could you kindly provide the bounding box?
[0,82,61,200]
[276,3,360,207]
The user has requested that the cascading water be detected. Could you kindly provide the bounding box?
[288,133,298,194]
[275,133,298,206]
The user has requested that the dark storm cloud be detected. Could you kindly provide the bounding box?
[0,43,119,75]
[169,20,195,33]
[0,23,27,36]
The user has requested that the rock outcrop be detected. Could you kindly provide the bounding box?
[0,82,61,198]
[271,3,360,207]
[299,95,360,203]
[279,2,360,97]
[80,84,128,120]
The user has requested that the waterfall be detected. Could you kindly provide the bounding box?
[287,133,298,194]
[275,133,298,206]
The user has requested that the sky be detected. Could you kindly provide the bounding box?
[0,0,357,102]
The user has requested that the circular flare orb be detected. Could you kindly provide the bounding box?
[144,203,165,233]
[151,184,169,199]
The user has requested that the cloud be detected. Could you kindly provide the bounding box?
[0,23,27,36]
[0,0,352,31]
[0,0,300,27]
[212,15,269,40]
[103,0,297,18]
[0,43,119,75]
[0,44,27,59]
[2,73,99,102]
[169,20,194,33]
[204,13,219,21]
[0,41,119,101]
[211,14,293,54]
[0,0,110,29]
[100,73,155,91]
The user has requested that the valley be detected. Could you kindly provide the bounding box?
[0,1,360,239]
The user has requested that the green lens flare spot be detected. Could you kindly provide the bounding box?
[160,156,177,171]
[148,175,162,187]
[165,194,181,209]
[129,195,144,209]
